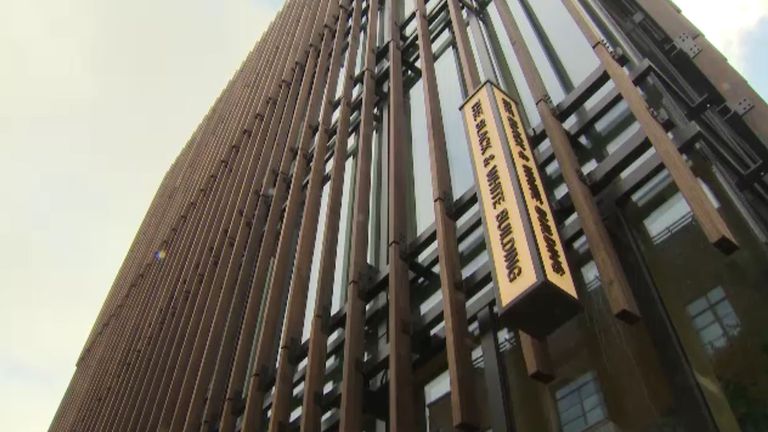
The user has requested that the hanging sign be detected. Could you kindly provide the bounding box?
[461,82,580,337]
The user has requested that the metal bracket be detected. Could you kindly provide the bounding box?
[256,366,274,392]
[540,93,555,113]
[363,263,378,286]
[673,32,702,59]
[577,168,591,187]
[598,39,618,60]
[320,304,331,333]
[632,11,645,25]
[286,336,302,365]
[458,0,479,15]
[730,97,755,116]
[400,318,412,335]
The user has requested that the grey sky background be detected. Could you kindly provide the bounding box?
[0,1,766,430]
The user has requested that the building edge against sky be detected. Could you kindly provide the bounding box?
[50,0,768,431]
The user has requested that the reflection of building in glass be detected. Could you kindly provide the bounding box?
[687,287,741,355]
[555,371,607,432]
[50,0,768,431]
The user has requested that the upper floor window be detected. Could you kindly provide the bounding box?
[634,170,720,245]
[555,371,607,432]
[579,260,601,293]
[686,286,741,355]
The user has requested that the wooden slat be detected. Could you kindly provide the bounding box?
[492,0,639,322]
[299,1,364,430]
[386,0,416,429]
[135,5,305,431]
[214,2,336,431]
[414,0,480,428]
[168,4,323,431]
[193,9,319,429]
[152,6,313,432]
[237,2,347,430]
[74,36,264,431]
[265,1,359,430]
[519,332,554,383]
[446,0,481,91]
[562,0,738,254]
[118,31,280,432]
[338,0,380,429]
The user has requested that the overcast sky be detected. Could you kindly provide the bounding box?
[0,1,766,431]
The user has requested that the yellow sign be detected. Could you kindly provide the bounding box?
[462,82,579,337]
[492,87,577,299]
[462,86,538,305]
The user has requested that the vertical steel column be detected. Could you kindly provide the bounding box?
[338,0,380,429]
[491,0,640,322]
[414,0,480,428]
[298,1,364,430]
[561,0,738,254]
[385,0,416,429]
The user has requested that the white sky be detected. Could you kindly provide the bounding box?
[0,1,766,431]
[674,0,768,71]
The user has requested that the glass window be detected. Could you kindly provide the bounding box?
[500,0,567,103]
[635,173,721,245]
[408,78,436,236]
[332,151,356,313]
[520,0,598,90]
[484,1,540,126]
[686,286,741,355]
[554,371,607,432]
[642,191,694,244]
[303,180,330,341]
[369,126,384,267]
[579,260,601,292]
[434,47,474,198]
[621,150,768,431]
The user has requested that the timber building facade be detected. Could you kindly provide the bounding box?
[50,0,768,431]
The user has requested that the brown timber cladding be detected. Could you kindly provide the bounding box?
[49,0,768,431]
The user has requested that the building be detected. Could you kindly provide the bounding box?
[49,0,768,430]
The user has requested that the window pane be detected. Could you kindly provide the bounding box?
[408,79,435,235]
[435,48,474,198]
[303,180,330,341]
